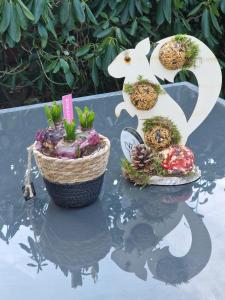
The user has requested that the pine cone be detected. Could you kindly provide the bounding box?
[131,144,153,171]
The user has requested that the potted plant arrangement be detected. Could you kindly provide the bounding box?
[28,100,110,208]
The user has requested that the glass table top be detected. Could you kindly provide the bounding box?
[0,82,225,300]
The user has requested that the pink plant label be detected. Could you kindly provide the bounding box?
[62,94,74,123]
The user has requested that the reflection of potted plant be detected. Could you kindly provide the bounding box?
[40,202,111,288]
[32,101,110,208]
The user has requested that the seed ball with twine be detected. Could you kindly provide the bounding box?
[159,40,186,70]
[144,125,172,151]
[130,83,158,110]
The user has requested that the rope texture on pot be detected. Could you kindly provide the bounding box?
[33,135,110,184]
[23,144,35,198]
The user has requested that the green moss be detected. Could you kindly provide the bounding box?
[121,159,149,186]
[152,157,169,176]
[123,83,134,94]
[123,75,164,95]
[174,34,188,43]
[174,34,199,68]
[143,116,181,145]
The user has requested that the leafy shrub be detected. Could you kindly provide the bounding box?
[0,0,224,107]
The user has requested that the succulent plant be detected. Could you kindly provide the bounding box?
[75,106,95,130]
[64,120,76,141]
[44,101,63,127]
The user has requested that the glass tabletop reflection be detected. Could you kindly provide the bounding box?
[0,83,225,300]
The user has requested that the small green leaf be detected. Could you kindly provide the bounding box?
[76,44,90,57]
[121,2,129,24]
[15,3,27,30]
[46,18,57,39]
[5,33,15,48]
[102,44,116,70]
[60,58,70,74]
[130,19,138,36]
[33,0,44,23]
[70,60,80,75]
[0,0,11,33]
[210,8,222,34]
[135,0,143,15]
[91,61,99,87]
[156,0,165,25]
[182,18,191,31]
[53,61,60,73]
[188,2,204,17]
[85,4,98,25]
[38,23,48,48]
[201,9,210,38]
[8,4,21,43]
[45,60,58,73]
[60,0,70,24]
[221,0,225,13]
[17,0,35,21]
[65,71,74,87]
[162,0,171,23]
[73,0,85,23]
[96,27,113,38]
[129,0,135,18]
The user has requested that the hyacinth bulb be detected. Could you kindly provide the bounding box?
[55,140,81,159]
[35,126,64,145]
[87,129,100,146]
[80,129,100,149]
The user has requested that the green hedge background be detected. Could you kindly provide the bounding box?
[0,0,224,107]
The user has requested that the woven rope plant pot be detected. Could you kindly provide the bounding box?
[33,135,110,208]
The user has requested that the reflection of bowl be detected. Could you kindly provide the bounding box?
[140,185,193,222]
[40,202,111,287]
[117,181,193,222]
[127,223,156,251]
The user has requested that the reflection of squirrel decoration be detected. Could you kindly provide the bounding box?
[148,203,212,285]
[40,202,111,288]
[111,184,211,284]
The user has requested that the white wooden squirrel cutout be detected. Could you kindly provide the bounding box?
[108,35,222,144]
[108,35,222,185]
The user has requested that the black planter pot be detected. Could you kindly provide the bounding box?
[43,173,105,208]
